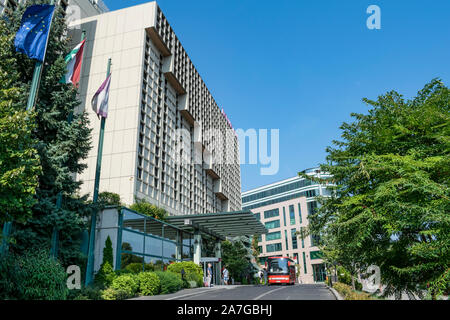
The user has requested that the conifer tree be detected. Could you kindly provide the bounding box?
[4,0,93,267]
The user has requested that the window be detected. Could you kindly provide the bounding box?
[291,229,298,249]
[283,207,286,226]
[241,179,314,203]
[310,250,323,260]
[289,205,296,225]
[306,189,317,198]
[254,212,260,220]
[303,252,307,274]
[266,243,282,253]
[264,208,279,219]
[307,201,317,215]
[265,220,280,230]
[298,203,302,223]
[311,234,320,247]
[266,231,281,241]
[285,230,289,250]
[300,228,305,248]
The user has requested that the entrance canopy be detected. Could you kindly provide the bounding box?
[166,210,268,240]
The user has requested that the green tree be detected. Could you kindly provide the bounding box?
[4,1,93,268]
[130,198,168,221]
[98,192,122,207]
[221,240,255,283]
[102,236,114,267]
[0,20,41,225]
[306,79,449,299]
[251,235,260,260]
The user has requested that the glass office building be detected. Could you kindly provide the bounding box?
[242,168,332,284]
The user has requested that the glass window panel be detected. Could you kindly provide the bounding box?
[182,245,192,259]
[122,230,144,253]
[162,225,178,242]
[291,228,298,249]
[264,208,279,219]
[289,205,296,225]
[266,231,281,241]
[265,220,280,230]
[122,210,145,233]
[298,203,302,223]
[182,232,192,246]
[163,241,177,260]
[266,242,282,253]
[145,217,163,238]
[145,236,163,257]
[120,252,143,269]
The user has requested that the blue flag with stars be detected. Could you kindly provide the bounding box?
[14,4,55,62]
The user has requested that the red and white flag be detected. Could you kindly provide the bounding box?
[62,39,86,87]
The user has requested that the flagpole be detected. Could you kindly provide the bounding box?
[85,58,111,286]
[26,0,56,112]
[50,29,87,259]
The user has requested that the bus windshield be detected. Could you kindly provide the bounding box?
[268,258,289,274]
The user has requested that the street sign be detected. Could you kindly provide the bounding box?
[200,257,220,263]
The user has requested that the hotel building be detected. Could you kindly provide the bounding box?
[72,2,242,215]
[242,168,332,284]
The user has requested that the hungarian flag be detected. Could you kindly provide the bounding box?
[61,39,86,86]
[91,74,111,119]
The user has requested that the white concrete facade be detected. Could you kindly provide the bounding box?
[72,2,242,216]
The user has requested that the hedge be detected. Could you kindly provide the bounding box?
[110,274,139,299]
[137,272,160,296]
[167,261,203,288]
[155,271,183,294]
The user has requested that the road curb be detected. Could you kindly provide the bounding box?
[327,285,344,300]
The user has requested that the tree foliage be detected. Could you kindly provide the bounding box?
[221,239,256,283]
[3,0,93,268]
[98,192,122,207]
[130,198,168,221]
[0,20,41,224]
[306,79,449,298]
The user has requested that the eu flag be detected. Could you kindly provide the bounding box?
[14,4,55,62]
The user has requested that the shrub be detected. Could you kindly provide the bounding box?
[15,249,69,300]
[156,271,183,294]
[137,272,160,296]
[68,285,103,300]
[114,269,133,276]
[101,287,129,300]
[336,266,363,290]
[167,261,203,288]
[0,252,23,299]
[95,261,116,288]
[333,282,352,298]
[185,272,203,288]
[333,282,373,300]
[167,261,203,277]
[124,262,154,274]
[110,274,139,299]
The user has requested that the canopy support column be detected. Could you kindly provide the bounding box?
[193,231,202,265]
[215,240,222,285]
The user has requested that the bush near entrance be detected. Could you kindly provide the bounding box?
[167,261,203,288]
[332,282,374,300]
[155,271,183,294]
[137,272,161,296]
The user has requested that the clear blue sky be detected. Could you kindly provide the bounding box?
[104,0,450,192]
